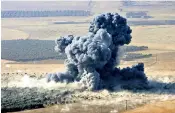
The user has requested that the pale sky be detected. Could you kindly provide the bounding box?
[1,1,90,11]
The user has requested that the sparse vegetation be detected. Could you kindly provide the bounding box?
[1,10,91,18]
[1,39,150,62]
[1,74,175,113]
[123,53,152,61]
[121,46,148,52]
[1,39,66,61]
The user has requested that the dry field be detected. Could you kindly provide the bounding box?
[9,100,175,113]
[122,100,175,113]
[2,17,175,49]
[2,24,175,112]
[2,28,29,40]
[2,23,175,76]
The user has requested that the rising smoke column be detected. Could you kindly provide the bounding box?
[48,13,148,90]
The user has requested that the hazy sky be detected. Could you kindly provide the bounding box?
[1,1,90,11]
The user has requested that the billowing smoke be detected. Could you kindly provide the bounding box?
[48,13,148,90]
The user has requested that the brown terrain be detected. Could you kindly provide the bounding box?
[123,100,175,113]
[9,100,175,113]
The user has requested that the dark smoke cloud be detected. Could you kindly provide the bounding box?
[47,13,148,90]
[46,72,74,83]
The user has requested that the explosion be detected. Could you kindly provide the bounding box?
[47,13,148,90]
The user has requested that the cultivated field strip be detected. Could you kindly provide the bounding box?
[1,40,150,62]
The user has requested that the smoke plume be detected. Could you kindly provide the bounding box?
[48,13,148,90]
